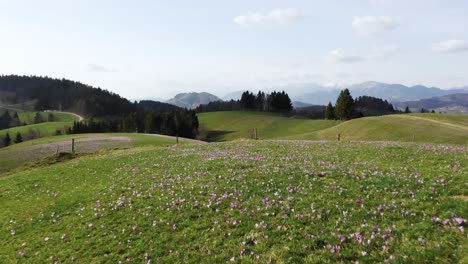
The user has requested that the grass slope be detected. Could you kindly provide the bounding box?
[0,141,466,263]
[18,111,80,124]
[295,114,468,145]
[0,133,198,175]
[0,112,80,140]
[198,111,338,141]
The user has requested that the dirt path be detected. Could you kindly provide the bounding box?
[141,133,207,144]
[45,110,84,121]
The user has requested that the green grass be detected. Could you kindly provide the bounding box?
[307,114,468,145]
[17,111,79,124]
[0,141,466,263]
[0,112,80,141]
[0,122,72,138]
[198,111,338,141]
[0,133,198,175]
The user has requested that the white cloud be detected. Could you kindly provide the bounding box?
[328,50,365,63]
[352,16,398,36]
[329,45,399,63]
[233,8,304,29]
[88,63,115,73]
[432,39,468,53]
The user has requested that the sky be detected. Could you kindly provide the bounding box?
[1,0,467,100]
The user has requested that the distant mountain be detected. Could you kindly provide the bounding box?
[292,101,314,108]
[292,81,468,105]
[137,100,181,112]
[166,92,222,109]
[394,93,468,114]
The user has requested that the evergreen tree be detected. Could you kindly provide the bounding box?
[34,112,43,124]
[3,132,11,147]
[335,89,354,120]
[14,132,23,143]
[405,106,411,113]
[47,113,55,122]
[324,102,335,120]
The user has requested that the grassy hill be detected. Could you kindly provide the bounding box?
[0,112,80,141]
[308,114,468,145]
[199,111,468,144]
[198,111,338,141]
[0,133,201,174]
[0,141,466,263]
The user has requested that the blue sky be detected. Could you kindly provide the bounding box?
[1,0,467,100]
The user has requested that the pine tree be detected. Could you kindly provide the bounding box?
[14,132,23,143]
[405,106,411,113]
[34,112,43,124]
[324,102,335,120]
[4,132,11,147]
[335,89,354,120]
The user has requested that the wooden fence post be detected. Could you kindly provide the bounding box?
[72,138,75,154]
[337,133,341,142]
[254,128,258,140]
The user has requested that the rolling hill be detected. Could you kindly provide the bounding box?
[305,114,468,145]
[198,111,468,145]
[198,111,338,141]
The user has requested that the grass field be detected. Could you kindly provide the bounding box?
[0,141,466,263]
[198,111,338,141]
[17,111,80,124]
[199,112,468,145]
[0,133,200,175]
[0,112,80,141]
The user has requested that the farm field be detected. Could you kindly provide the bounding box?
[0,133,201,175]
[0,140,466,263]
[198,111,338,141]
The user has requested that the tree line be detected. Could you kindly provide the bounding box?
[195,90,293,113]
[69,109,199,139]
[325,89,399,120]
[0,110,54,130]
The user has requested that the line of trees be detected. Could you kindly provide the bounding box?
[325,89,398,120]
[0,110,55,130]
[69,109,199,139]
[195,90,293,113]
[240,91,293,112]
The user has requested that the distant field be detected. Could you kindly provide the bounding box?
[18,111,80,124]
[0,112,80,141]
[0,141,466,263]
[198,111,338,141]
[0,133,201,174]
[0,100,37,112]
[0,121,72,138]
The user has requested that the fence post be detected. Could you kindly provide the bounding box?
[254,128,258,140]
[337,133,341,142]
[72,138,75,154]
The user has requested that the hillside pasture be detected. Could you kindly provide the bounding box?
[0,141,466,263]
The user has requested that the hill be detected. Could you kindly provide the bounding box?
[167,92,221,109]
[198,111,337,141]
[300,114,468,145]
[0,141,466,262]
[394,93,468,114]
[0,133,203,174]
[137,100,181,112]
[0,75,135,117]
